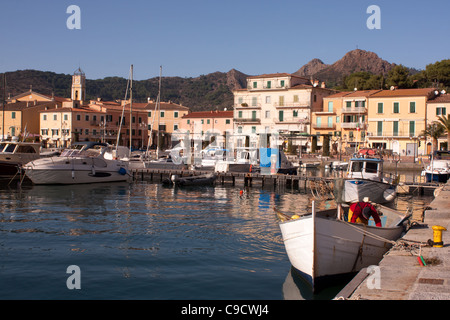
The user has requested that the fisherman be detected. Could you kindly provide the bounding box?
[348,198,382,227]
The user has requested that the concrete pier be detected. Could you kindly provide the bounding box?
[337,181,450,300]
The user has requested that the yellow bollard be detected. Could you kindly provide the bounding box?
[432,225,447,248]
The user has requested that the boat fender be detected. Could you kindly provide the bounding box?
[72,170,75,179]
[118,167,127,175]
[291,215,300,220]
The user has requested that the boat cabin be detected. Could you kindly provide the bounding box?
[347,149,384,181]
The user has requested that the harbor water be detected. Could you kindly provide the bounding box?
[0,170,432,300]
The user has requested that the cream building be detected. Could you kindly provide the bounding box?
[366,88,436,157]
[233,73,335,150]
[426,92,450,152]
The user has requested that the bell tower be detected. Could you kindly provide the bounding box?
[71,67,86,103]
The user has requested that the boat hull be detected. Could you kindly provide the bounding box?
[279,210,405,292]
[24,157,130,185]
[343,179,396,204]
[425,172,450,183]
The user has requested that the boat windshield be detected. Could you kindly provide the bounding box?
[61,145,103,157]
[351,161,363,172]
[0,143,16,153]
[366,162,378,173]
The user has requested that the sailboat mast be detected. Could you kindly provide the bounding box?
[156,65,162,159]
[2,74,5,141]
[130,64,133,157]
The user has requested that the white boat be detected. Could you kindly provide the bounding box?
[163,173,217,187]
[421,151,450,183]
[331,161,348,170]
[0,140,41,178]
[300,161,320,169]
[277,201,411,293]
[23,141,131,185]
[341,149,398,204]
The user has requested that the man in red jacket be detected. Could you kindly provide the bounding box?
[348,201,382,227]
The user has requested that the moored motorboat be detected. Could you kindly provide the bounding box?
[276,201,411,293]
[23,141,131,185]
[0,140,41,178]
[340,148,398,204]
[163,173,217,187]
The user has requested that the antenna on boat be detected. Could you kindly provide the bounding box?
[156,66,162,160]
[129,64,133,158]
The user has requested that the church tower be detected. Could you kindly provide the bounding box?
[71,67,86,103]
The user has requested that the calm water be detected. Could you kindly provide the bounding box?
[0,170,432,300]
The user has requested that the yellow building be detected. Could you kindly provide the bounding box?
[312,90,380,154]
[426,92,450,152]
[366,88,435,157]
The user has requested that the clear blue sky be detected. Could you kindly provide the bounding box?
[0,0,448,80]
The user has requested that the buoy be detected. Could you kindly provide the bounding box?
[118,167,127,175]
[291,215,300,220]
[239,190,244,196]
[431,225,447,248]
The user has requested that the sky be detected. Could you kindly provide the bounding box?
[0,0,449,80]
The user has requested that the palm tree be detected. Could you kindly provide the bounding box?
[421,123,445,152]
[437,115,450,150]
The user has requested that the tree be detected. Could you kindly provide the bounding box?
[437,115,450,150]
[386,65,413,89]
[425,59,450,88]
[421,123,445,152]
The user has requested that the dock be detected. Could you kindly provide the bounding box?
[130,168,336,193]
[336,181,450,300]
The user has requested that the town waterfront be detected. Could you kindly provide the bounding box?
[0,171,432,300]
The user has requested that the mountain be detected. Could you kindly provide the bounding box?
[1,69,250,112]
[294,49,397,86]
[294,58,329,78]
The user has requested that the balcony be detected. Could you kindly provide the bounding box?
[234,103,261,109]
[312,123,336,130]
[341,107,367,114]
[341,122,366,129]
[275,117,310,125]
[234,117,261,124]
[274,101,310,108]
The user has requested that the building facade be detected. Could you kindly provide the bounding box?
[233,73,335,150]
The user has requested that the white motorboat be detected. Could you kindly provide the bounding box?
[331,161,348,170]
[0,140,41,178]
[277,201,411,293]
[340,148,398,204]
[23,141,131,185]
[421,159,450,183]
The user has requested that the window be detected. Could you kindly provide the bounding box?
[11,112,16,119]
[279,96,284,107]
[279,110,284,122]
[174,124,178,130]
[293,95,299,103]
[187,120,190,124]
[265,96,271,104]
[280,80,285,87]
[252,126,256,133]
[252,111,257,120]
[51,129,59,136]
[346,101,352,108]
[148,111,152,117]
[85,115,90,121]
[328,101,333,112]
[64,114,69,121]
[293,110,298,117]
[410,102,416,113]
[328,116,333,128]
[160,111,165,118]
[132,116,136,124]
[201,119,204,124]
[207,119,210,124]
[393,121,399,136]
[238,97,243,104]
[336,116,340,123]
[377,102,383,114]
[377,121,383,136]
[253,82,257,89]
[238,111,242,118]
[393,102,399,113]
[366,162,378,173]
[316,117,321,127]
[174,111,178,118]
[252,97,257,106]
[238,126,242,134]
[225,119,230,124]
[437,107,447,115]
[53,114,58,121]
[265,110,270,118]
[76,114,81,121]
[266,81,271,89]
[409,121,415,136]
[85,129,89,135]
[93,129,97,136]
[41,129,48,135]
